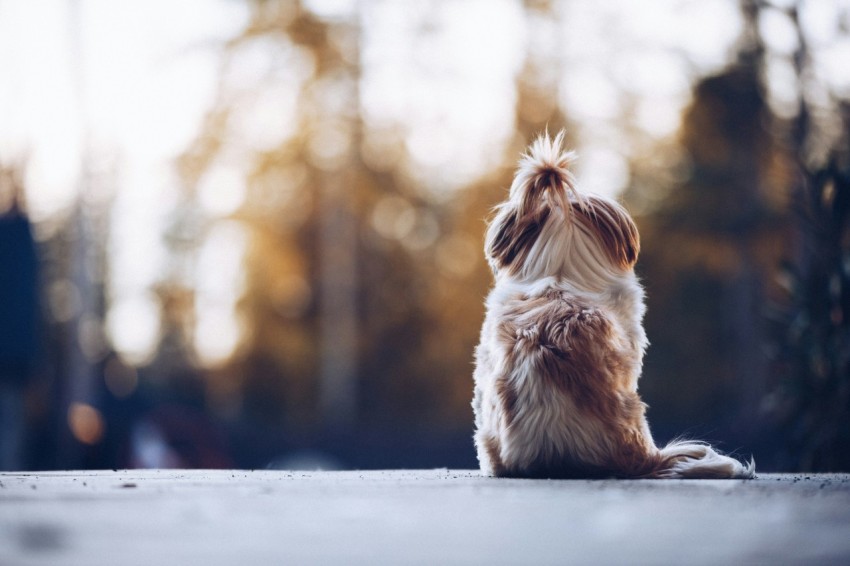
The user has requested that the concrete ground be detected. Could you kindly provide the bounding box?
[1,470,848,565]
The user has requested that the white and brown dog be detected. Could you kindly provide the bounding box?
[472,132,754,479]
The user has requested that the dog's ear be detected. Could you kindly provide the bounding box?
[485,204,550,273]
[576,196,640,269]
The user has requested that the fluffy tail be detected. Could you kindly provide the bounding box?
[648,440,756,479]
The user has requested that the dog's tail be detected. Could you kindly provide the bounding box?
[646,440,755,479]
[509,130,584,217]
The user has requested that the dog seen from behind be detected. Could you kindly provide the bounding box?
[472,131,755,479]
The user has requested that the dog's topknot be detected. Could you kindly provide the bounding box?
[511,130,583,217]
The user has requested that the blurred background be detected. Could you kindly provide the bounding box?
[0,0,848,472]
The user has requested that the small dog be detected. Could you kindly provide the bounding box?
[472,132,755,478]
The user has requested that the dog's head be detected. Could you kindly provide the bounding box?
[485,131,639,288]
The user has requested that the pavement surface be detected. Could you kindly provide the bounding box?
[1,470,849,565]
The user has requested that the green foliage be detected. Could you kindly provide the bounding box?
[769,156,850,471]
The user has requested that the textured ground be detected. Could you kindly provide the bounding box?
[1,470,848,565]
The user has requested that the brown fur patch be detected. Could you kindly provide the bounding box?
[498,293,621,423]
[494,376,518,428]
[536,303,622,423]
[520,167,563,213]
[573,196,640,269]
[496,290,659,477]
[487,206,550,273]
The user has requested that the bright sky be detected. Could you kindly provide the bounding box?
[1,0,848,366]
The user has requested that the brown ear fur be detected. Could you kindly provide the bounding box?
[486,205,550,272]
[574,196,640,269]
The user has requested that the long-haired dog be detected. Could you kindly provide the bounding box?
[472,132,755,479]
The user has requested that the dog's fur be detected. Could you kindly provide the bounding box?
[472,131,755,479]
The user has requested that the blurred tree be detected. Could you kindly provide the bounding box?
[765,1,850,471]
[175,1,482,450]
[770,148,850,471]
[176,3,366,430]
[0,163,40,470]
[626,1,792,446]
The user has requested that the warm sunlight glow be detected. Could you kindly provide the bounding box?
[193,221,248,367]
[106,294,161,366]
[360,0,525,192]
